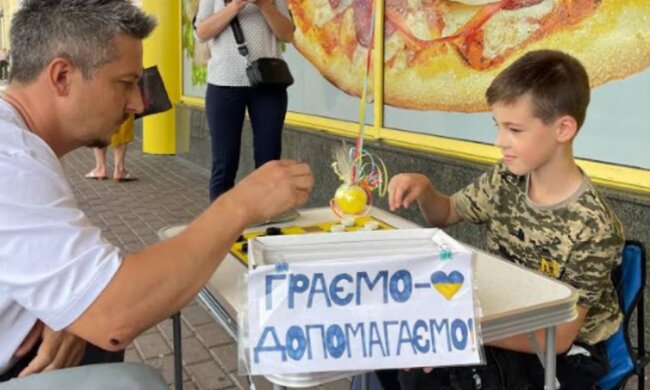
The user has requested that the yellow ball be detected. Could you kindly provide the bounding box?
[334,184,367,215]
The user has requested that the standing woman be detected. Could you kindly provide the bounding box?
[196,0,294,202]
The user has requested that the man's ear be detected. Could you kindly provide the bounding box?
[48,58,76,96]
[555,115,578,143]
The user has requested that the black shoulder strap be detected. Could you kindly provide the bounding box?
[224,0,249,57]
[230,17,249,57]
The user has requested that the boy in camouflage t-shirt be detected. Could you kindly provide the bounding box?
[454,162,622,345]
[387,50,624,389]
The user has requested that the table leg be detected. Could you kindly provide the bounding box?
[544,326,556,390]
[172,312,184,390]
[361,373,369,390]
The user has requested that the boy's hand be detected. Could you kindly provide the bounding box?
[388,173,432,211]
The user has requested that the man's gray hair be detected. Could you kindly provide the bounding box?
[10,0,157,83]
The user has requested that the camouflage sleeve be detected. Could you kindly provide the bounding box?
[563,223,624,307]
[450,164,501,224]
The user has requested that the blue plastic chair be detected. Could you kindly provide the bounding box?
[598,240,649,390]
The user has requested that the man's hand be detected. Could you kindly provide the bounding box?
[17,325,87,377]
[231,160,313,224]
[13,321,44,360]
[388,173,433,211]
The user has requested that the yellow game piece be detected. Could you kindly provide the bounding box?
[340,216,356,227]
[229,216,394,264]
[330,224,346,232]
[364,221,379,230]
[334,184,367,215]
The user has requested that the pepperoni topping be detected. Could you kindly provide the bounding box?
[385,20,396,38]
[352,0,373,47]
[502,0,546,10]
[340,0,598,69]
[384,0,405,38]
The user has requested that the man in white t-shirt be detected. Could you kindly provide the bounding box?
[0,0,313,388]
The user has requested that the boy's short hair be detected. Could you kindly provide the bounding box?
[486,50,590,130]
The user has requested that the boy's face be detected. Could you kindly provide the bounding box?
[491,94,562,176]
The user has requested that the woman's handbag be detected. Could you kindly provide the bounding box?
[245,57,294,88]
[135,66,173,119]
[229,17,294,88]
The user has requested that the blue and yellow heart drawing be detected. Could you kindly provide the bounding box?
[430,271,464,300]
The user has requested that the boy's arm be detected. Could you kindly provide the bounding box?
[388,173,463,228]
[488,305,588,354]
[389,165,497,227]
[416,184,463,228]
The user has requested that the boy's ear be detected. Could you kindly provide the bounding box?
[555,115,578,143]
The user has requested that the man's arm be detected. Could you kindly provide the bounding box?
[489,305,588,354]
[18,325,87,377]
[67,160,313,351]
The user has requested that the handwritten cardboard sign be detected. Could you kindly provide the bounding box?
[247,249,481,375]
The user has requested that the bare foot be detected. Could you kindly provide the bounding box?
[84,169,107,180]
[113,171,138,182]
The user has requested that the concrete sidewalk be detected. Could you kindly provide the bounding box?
[64,140,351,390]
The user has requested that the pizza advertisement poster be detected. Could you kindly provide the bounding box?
[182,0,209,98]
[180,1,650,168]
[292,0,650,112]
[245,249,482,374]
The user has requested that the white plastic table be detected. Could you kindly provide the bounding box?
[160,207,577,390]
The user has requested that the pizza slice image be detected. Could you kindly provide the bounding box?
[288,0,650,111]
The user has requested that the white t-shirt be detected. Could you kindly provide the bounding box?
[0,99,122,374]
[196,0,290,86]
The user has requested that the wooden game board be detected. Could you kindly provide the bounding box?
[229,216,394,265]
